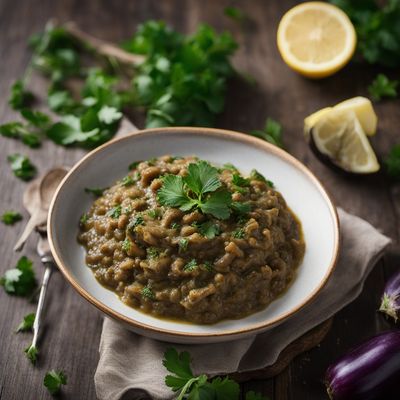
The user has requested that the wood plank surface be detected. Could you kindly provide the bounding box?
[0,1,399,399]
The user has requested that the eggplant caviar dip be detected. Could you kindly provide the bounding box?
[78,156,305,324]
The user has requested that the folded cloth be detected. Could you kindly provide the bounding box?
[94,208,391,400]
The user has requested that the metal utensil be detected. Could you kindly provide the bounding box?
[14,167,68,251]
[27,234,56,358]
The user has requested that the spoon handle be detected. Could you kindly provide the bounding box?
[31,263,53,351]
[14,213,44,252]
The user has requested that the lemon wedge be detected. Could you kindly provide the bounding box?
[334,97,377,136]
[277,2,356,78]
[310,109,380,174]
[304,97,378,137]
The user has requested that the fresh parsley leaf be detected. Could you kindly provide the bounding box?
[250,117,283,148]
[224,6,247,22]
[147,209,161,219]
[122,238,131,252]
[157,174,189,207]
[183,259,198,272]
[84,187,107,196]
[368,73,398,101]
[245,391,269,400]
[0,256,37,296]
[222,162,239,172]
[1,210,23,225]
[250,169,268,183]
[203,261,213,272]
[179,238,189,251]
[171,222,181,230]
[48,90,76,113]
[147,247,160,259]
[47,115,99,146]
[0,121,41,148]
[129,161,141,170]
[16,313,35,333]
[44,370,67,395]
[232,173,250,187]
[163,348,194,388]
[25,345,38,364]
[185,160,222,195]
[141,285,155,300]
[197,221,220,239]
[106,205,122,218]
[199,190,232,220]
[127,215,145,231]
[21,109,51,128]
[121,175,135,186]
[208,376,240,399]
[8,80,34,110]
[385,144,400,179]
[80,213,89,226]
[232,228,245,239]
[98,105,122,124]
[231,201,251,215]
[7,154,36,181]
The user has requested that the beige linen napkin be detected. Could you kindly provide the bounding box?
[94,208,391,400]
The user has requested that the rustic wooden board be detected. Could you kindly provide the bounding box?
[0,1,399,399]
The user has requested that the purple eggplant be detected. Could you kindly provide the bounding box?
[380,270,400,322]
[324,331,400,400]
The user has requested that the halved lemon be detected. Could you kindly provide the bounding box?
[310,109,380,174]
[277,2,356,78]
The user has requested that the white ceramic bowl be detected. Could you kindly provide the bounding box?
[48,127,340,344]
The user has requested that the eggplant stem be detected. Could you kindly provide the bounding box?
[379,293,398,322]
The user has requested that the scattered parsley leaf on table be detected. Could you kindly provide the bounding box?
[7,154,37,181]
[44,370,67,395]
[385,144,400,179]
[0,256,37,296]
[8,80,34,110]
[250,118,284,148]
[224,6,247,23]
[1,211,23,225]
[16,313,35,333]
[329,0,400,67]
[368,73,398,101]
[25,345,38,364]
[0,122,41,148]
[163,348,268,399]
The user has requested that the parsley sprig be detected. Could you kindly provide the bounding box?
[368,73,398,101]
[330,0,400,67]
[163,348,268,400]
[44,370,67,395]
[157,160,233,220]
[1,211,23,225]
[250,117,284,148]
[0,256,37,296]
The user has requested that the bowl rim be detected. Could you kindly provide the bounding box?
[48,126,340,339]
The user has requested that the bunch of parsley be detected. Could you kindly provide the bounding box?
[1,21,238,152]
[163,348,268,400]
[123,21,238,127]
[329,0,400,67]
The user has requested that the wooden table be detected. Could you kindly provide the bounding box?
[0,0,399,399]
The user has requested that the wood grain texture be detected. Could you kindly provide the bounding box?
[0,1,399,399]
